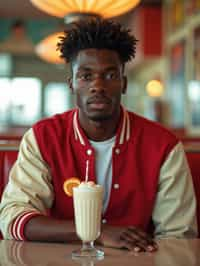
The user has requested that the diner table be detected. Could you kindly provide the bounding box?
[0,238,199,266]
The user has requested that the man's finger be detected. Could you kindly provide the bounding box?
[127,227,157,246]
[119,239,138,251]
[121,229,157,252]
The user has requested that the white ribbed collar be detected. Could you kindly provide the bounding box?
[73,107,130,146]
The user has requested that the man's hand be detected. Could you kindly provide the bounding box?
[98,225,158,252]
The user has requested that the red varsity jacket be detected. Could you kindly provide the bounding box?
[33,107,178,231]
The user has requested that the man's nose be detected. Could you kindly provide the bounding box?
[89,76,105,93]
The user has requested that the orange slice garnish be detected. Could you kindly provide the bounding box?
[63,177,81,197]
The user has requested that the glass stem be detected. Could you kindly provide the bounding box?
[82,241,94,251]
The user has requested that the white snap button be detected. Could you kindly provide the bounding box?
[102,219,107,224]
[115,148,120,154]
[86,149,92,155]
[114,183,119,189]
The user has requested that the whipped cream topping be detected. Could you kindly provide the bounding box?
[75,181,102,191]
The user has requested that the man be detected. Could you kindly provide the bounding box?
[0,19,197,252]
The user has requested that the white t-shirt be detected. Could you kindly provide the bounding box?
[90,136,115,213]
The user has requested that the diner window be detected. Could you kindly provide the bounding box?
[188,80,200,126]
[0,53,12,77]
[0,77,41,125]
[44,83,73,117]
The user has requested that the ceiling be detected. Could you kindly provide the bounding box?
[0,0,162,19]
[0,0,162,61]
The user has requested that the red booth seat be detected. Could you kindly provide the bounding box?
[185,145,200,237]
[0,141,200,238]
[0,141,19,198]
[0,141,19,239]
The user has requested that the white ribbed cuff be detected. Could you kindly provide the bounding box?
[11,211,41,240]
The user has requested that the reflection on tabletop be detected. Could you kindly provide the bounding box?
[0,240,104,266]
[154,238,198,266]
[72,256,104,266]
[0,239,199,266]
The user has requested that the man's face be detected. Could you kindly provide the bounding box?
[70,48,127,122]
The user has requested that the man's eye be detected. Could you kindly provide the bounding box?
[80,73,92,81]
[105,72,118,80]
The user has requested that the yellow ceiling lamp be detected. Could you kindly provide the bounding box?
[146,80,164,98]
[35,32,65,64]
[30,0,141,64]
[30,0,141,19]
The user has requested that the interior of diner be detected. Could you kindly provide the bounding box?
[0,0,200,142]
[1,0,200,239]
[0,0,199,142]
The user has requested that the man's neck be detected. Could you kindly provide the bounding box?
[78,111,120,142]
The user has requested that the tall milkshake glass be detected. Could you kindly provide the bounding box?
[72,182,104,258]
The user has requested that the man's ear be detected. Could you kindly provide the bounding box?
[122,76,127,94]
[67,77,74,94]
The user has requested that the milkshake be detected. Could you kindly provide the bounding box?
[72,181,104,258]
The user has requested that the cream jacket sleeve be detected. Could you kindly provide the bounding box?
[0,128,54,240]
[153,142,198,238]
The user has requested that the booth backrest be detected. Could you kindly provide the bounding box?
[0,141,200,237]
[185,145,200,237]
[0,141,19,199]
[0,141,19,239]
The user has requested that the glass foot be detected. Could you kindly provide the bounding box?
[72,242,104,258]
[72,256,104,266]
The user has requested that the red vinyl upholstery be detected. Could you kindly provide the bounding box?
[0,141,19,239]
[0,152,18,199]
[0,142,19,198]
[185,152,200,237]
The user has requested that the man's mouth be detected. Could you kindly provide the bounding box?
[87,97,111,109]
[89,102,108,109]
